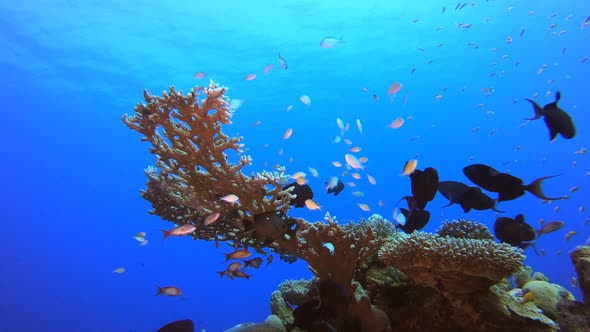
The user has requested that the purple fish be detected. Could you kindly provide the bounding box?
[537,221,564,236]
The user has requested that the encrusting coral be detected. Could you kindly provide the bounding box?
[436,218,494,240]
[124,81,590,331]
[378,231,525,293]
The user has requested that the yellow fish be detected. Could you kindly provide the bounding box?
[401,160,418,176]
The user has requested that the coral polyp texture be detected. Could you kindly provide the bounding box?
[436,218,495,240]
[124,81,590,332]
[379,232,525,293]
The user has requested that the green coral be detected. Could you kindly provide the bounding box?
[522,280,575,320]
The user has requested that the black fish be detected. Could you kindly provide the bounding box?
[326,179,344,196]
[282,182,313,207]
[410,167,439,209]
[157,319,194,332]
[245,211,296,244]
[524,91,576,141]
[438,180,504,213]
[396,208,431,233]
[459,187,504,213]
[463,164,566,202]
[438,180,471,206]
[494,214,537,251]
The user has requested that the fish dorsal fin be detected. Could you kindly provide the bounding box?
[545,91,562,111]
[514,214,525,224]
[525,175,567,200]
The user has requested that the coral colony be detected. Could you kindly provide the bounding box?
[124,81,590,332]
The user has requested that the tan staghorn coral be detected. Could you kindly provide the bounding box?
[378,232,525,293]
[122,81,293,238]
[283,213,385,294]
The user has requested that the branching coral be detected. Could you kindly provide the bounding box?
[284,213,386,294]
[122,81,293,244]
[379,232,525,293]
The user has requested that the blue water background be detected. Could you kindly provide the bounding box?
[1,0,589,331]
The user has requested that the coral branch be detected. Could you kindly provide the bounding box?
[122,81,292,241]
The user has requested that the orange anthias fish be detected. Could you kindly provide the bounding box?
[401,159,418,176]
[388,82,403,96]
[161,224,196,239]
[344,154,364,170]
[224,249,252,262]
[520,291,534,304]
[155,285,183,296]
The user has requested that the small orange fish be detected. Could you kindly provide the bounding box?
[520,291,534,304]
[401,160,418,176]
[564,231,576,241]
[300,95,311,106]
[220,194,239,203]
[193,72,207,79]
[388,82,403,95]
[358,203,370,211]
[305,199,321,211]
[155,286,182,296]
[345,154,364,170]
[263,64,273,74]
[389,117,405,129]
[224,249,252,262]
[161,224,196,239]
[204,211,221,226]
[283,128,293,140]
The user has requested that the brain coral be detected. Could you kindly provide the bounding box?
[378,232,525,293]
[436,218,494,240]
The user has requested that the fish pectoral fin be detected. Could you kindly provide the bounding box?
[525,175,568,200]
[549,126,559,142]
[491,198,506,213]
[459,202,471,213]
[523,98,544,120]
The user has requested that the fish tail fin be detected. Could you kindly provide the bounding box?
[523,98,544,120]
[154,285,163,296]
[217,271,226,279]
[160,229,171,240]
[555,90,562,102]
[491,198,506,213]
[223,253,231,262]
[528,241,540,256]
[525,175,568,200]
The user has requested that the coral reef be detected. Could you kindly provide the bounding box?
[436,218,494,240]
[122,81,293,241]
[125,81,590,331]
[570,245,590,304]
[379,232,525,293]
[224,315,286,332]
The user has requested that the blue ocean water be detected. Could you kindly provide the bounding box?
[1,0,589,331]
